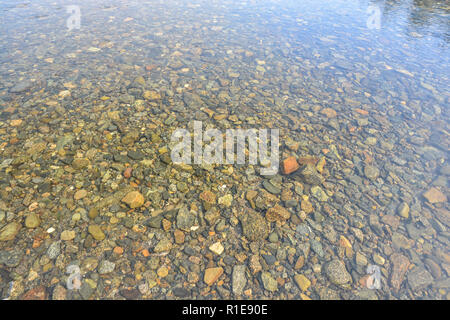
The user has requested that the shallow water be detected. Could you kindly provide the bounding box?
[0,0,449,300]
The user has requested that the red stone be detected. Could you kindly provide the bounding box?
[281,156,299,174]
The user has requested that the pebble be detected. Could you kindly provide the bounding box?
[423,187,447,203]
[121,191,145,208]
[25,213,40,229]
[177,206,195,231]
[390,253,410,291]
[298,165,324,186]
[266,205,291,222]
[261,272,278,292]
[72,158,90,170]
[61,230,76,241]
[0,222,21,241]
[88,225,105,241]
[397,202,410,219]
[239,209,269,241]
[373,253,385,266]
[281,156,300,174]
[310,186,329,202]
[407,267,434,291]
[52,285,67,300]
[218,194,233,207]
[262,180,281,194]
[174,229,185,244]
[294,274,311,291]
[364,165,380,180]
[325,260,352,285]
[154,238,172,253]
[232,265,247,296]
[74,189,88,200]
[98,260,115,274]
[47,241,61,259]
[209,242,224,255]
[88,208,99,220]
[204,267,224,286]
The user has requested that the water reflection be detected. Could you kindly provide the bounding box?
[0,0,448,300]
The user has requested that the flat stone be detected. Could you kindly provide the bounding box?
[266,204,291,222]
[0,222,21,241]
[0,249,23,267]
[98,260,115,274]
[364,165,380,180]
[261,272,278,292]
[423,187,447,204]
[74,189,88,200]
[10,80,33,93]
[294,274,311,291]
[25,213,40,229]
[239,208,269,241]
[325,260,352,285]
[232,265,247,296]
[61,230,76,241]
[407,267,434,291]
[209,242,224,255]
[21,286,46,300]
[88,225,105,241]
[310,186,329,202]
[72,158,90,170]
[262,180,281,194]
[121,191,145,208]
[281,156,300,174]
[127,150,145,160]
[204,267,224,286]
[397,202,410,219]
[390,253,410,292]
[154,238,172,253]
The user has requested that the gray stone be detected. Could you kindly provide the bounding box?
[325,260,352,285]
[232,265,247,296]
[364,165,380,180]
[0,250,23,267]
[176,206,195,230]
[9,80,33,93]
[79,281,94,299]
[407,267,433,291]
[98,260,115,274]
[239,209,269,241]
[47,241,61,260]
[261,272,277,292]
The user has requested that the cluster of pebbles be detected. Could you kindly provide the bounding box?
[0,0,448,300]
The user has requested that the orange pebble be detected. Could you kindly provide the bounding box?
[114,246,124,255]
[141,249,150,257]
[281,156,300,175]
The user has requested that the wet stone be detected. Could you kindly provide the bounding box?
[232,265,247,296]
[0,249,23,267]
[239,209,269,241]
[407,267,434,291]
[261,272,277,292]
[325,260,352,285]
[364,165,380,180]
[25,213,40,229]
[0,222,21,241]
[98,260,115,274]
[297,165,324,186]
[9,80,33,93]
